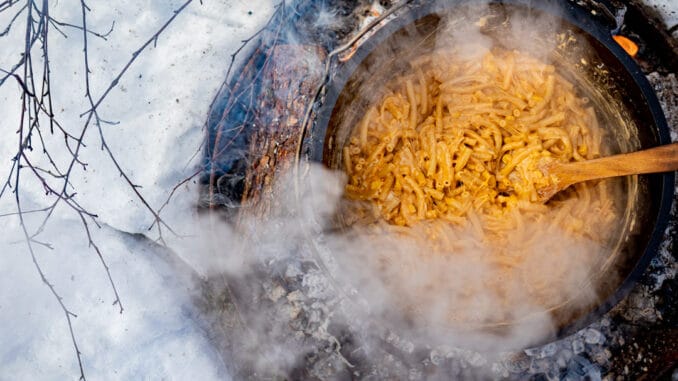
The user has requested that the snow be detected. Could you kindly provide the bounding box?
[0,0,274,379]
[644,0,678,29]
[0,219,226,380]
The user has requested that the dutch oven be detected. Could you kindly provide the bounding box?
[302,0,675,348]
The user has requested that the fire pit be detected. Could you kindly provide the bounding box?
[201,0,677,379]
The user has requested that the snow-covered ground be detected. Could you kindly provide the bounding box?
[645,0,678,30]
[0,1,274,379]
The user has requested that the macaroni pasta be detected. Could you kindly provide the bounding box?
[343,48,608,229]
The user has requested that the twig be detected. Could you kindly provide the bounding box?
[0,2,26,37]
[0,0,199,378]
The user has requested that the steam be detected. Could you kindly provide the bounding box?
[176,167,614,377]
[175,0,634,377]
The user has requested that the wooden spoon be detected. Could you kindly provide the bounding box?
[537,142,678,203]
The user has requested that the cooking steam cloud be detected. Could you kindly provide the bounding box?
[182,0,630,378]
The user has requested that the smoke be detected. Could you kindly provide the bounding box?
[175,0,641,378]
[174,167,618,378]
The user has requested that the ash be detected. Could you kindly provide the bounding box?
[202,1,678,379]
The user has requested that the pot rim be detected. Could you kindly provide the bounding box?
[308,0,675,345]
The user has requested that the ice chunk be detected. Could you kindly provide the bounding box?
[572,339,585,354]
[541,343,557,357]
[584,328,603,345]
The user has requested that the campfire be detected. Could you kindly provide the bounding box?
[202,0,677,379]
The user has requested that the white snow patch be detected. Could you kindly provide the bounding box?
[0,0,275,379]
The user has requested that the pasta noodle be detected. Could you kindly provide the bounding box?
[343,48,611,227]
[338,47,623,324]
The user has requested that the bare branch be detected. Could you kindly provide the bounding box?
[0,0,201,377]
[0,2,26,37]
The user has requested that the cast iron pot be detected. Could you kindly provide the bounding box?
[303,0,675,346]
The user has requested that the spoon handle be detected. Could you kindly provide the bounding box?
[555,142,678,185]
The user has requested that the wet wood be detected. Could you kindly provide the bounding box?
[239,44,326,218]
